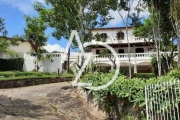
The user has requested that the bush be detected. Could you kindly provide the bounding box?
[119,68,128,76]
[0,58,24,71]
[166,69,180,79]
[133,73,156,79]
[0,71,41,77]
[81,71,177,119]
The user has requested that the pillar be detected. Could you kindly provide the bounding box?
[111,65,114,70]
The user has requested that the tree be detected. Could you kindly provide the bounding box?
[111,0,137,78]
[24,15,48,71]
[33,0,114,72]
[0,18,18,53]
[170,0,180,68]
[132,1,178,75]
[145,0,178,76]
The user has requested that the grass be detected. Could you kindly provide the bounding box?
[0,71,74,81]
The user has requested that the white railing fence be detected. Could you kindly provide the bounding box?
[145,79,180,120]
[68,52,178,62]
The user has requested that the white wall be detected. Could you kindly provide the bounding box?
[91,46,153,54]
[91,28,133,40]
[0,52,4,58]
[23,54,63,73]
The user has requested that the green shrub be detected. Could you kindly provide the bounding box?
[0,58,24,71]
[0,71,43,77]
[32,72,43,76]
[167,69,180,79]
[133,73,156,79]
[119,68,128,76]
[81,70,177,119]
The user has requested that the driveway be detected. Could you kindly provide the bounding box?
[0,82,106,120]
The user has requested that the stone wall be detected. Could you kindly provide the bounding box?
[0,77,72,89]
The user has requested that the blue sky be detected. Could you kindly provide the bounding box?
[0,0,149,52]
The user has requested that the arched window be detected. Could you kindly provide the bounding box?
[116,31,124,40]
[100,33,107,39]
[135,48,144,53]
[118,49,124,53]
[96,50,100,54]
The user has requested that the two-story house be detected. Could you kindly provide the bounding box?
[88,27,155,73]
[69,27,155,73]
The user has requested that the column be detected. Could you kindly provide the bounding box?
[111,65,113,70]
[133,45,137,73]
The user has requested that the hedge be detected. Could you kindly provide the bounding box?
[133,73,156,79]
[0,58,24,71]
[0,71,41,77]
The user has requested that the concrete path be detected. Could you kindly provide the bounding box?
[0,82,106,120]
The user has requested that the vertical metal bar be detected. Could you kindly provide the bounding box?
[167,80,172,120]
[178,80,180,120]
[145,85,149,120]
[158,83,161,120]
[161,82,165,120]
[174,79,180,120]
[151,84,155,120]
[170,80,176,119]
[155,83,158,120]
[160,82,163,120]
[165,82,169,120]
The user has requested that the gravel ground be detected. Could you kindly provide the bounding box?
[0,82,106,120]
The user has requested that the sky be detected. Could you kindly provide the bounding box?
[0,0,149,52]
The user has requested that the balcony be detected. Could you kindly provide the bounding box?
[68,52,178,63]
[91,37,153,44]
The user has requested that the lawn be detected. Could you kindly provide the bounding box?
[0,71,74,81]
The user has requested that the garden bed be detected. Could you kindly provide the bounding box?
[0,71,74,89]
[0,76,73,89]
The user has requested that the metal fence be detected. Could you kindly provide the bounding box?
[145,79,180,120]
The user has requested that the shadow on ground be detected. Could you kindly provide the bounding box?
[0,83,106,120]
[0,95,43,119]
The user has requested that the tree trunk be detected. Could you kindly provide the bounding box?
[126,27,132,78]
[157,43,162,76]
[177,37,180,69]
[67,48,70,73]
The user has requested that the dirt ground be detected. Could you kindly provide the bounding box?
[0,82,106,120]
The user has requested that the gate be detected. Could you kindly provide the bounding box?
[145,79,180,120]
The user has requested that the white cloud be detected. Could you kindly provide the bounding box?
[43,44,65,53]
[108,1,150,26]
[0,0,45,14]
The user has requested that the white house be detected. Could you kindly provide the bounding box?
[67,27,177,73]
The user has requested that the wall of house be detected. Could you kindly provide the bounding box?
[0,52,4,58]
[91,28,133,40]
[9,41,31,54]
[91,46,153,54]
[23,54,63,73]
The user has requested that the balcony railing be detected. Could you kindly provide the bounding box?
[91,37,153,44]
[68,52,178,62]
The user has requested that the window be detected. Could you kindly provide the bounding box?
[100,33,107,39]
[135,48,144,53]
[116,31,124,40]
[118,49,124,53]
[96,50,100,54]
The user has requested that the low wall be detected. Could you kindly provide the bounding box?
[23,54,63,73]
[0,77,72,89]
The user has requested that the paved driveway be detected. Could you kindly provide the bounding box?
[0,82,106,120]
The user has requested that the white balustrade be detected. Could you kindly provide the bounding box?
[68,52,178,62]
